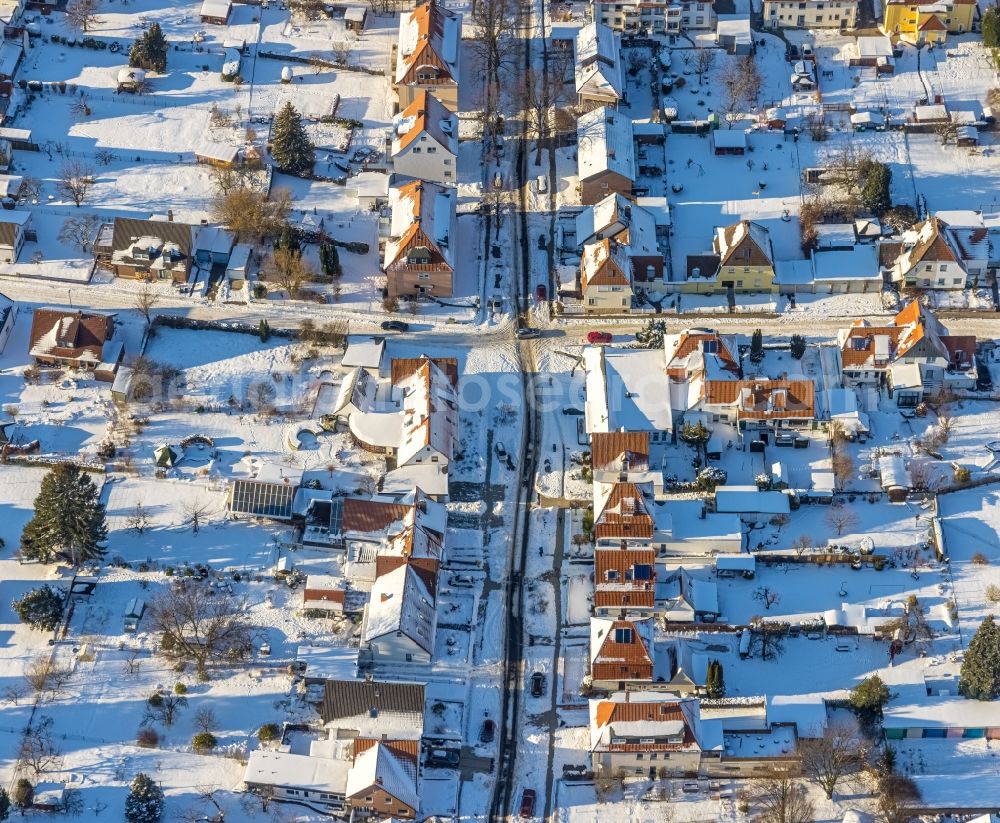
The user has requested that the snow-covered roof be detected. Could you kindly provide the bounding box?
[244,750,349,793]
[391,89,458,157]
[345,743,418,808]
[714,485,791,515]
[856,35,893,58]
[654,498,743,542]
[851,110,885,127]
[381,462,450,499]
[384,180,456,273]
[883,695,1000,729]
[295,644,359,681]
[583,346,671,434]
[577,106,635,184]
[196,139,240,164]
[395,1,462,85]
[812,245,880,282]
[364,563,436,654]
[200,0,231,19]
[395,356,458,466]
[715,553,756,572]
[712,129,748,149]
[575,23,623,103]
[716,14,752,41]
[343,337,385,370]
[878,454,909,489]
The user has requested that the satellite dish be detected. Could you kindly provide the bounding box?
[859,536,875,556]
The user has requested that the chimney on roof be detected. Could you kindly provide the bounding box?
[167,209,173,222]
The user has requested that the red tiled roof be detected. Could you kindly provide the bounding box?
[594,482,654,540]
[590,432,650,472]
[342,499,411,533]
[703,379,815,419]
[594,548,656,609]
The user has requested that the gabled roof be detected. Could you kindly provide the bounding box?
[590,694,699,752]
[714,220,773,267]
[664,329,740,378]
[392,355,459,387]
[28,308,113,364]
[581,238,632,290]
[342,499,411,535]
[594,481,654,539]
[395,356,458,466]
[364,563,436,654]
[590,617,654,680]
[395,0,461,86]
[346,742,419,810]
[577,106,635,184]
[893,217,963,277]
[320,678,425,725]
[383,180,455,273]
[594,548,656,609]
[703,379,815,420]
[575,23,623,102]
[590,431,650,472]
[391,89,457,156]
[110,217,193,256]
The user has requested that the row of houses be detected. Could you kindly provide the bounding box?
[379,0,462,300]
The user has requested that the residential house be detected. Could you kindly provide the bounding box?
[0,208,29,262]
[882,0,975,44]
[583,346,673,438]
[317,677,425,731]
[577,106,635,205]
[683,221,777,295]
[590,617,655,690]
[28,308,122,379]
[390,90,458,185]
[697,378,817,440]
[394,0,461,112]
[837,300,977,401]
[193,225,235,268]
[659,568,720,623]
[342,336,386,377]
[589,692,702,777]
[362,562,437,665]
[713,485,793,522]
[715,15,752,54]
[594,547,657,617]
[776,244,882,295]
[95,217,194,284]
[200,0,232,25]
[383,180,456,298]
[243,750,349,814]
[345,741,419,818]
[590,431,650,483]
[575,192,667,304]
[764,0,859,28]
[885,214,987,290]
[580,238,633,313]
[592,0,716,34]
[574,23,624,109]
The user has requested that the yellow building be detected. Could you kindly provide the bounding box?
[680,221,777,295]
[882,0,976,44]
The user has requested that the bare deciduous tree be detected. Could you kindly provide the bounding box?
[133,283,160,327]
[331,39,355,65]
[145,691,188,727]
[468,0,519,153]
[749,617,786,661]
[65,0,103,32]
[181,500,215,534]
[212,187,292,241]
[58,213,101,253]
[194,706,217,734]
[753,586,781,610]
[832,451,855,489]
[694,48,716,84]
[208,163,264,199]
[825,504,859,536]
[148,582,256,675]
[247,380,277,415]
[58,160,96,207]
[126,502,152,535]
[23,656,73,698]
[18,716,62,777]
[799,721,871,800]
[718,54,762,126]
[15,176,42,205]
[749,773,815,823]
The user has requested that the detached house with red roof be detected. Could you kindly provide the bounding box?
[390,90,458,185]
[683,220,777,295]
[589,692,702,777]
[394,0,461,112]
[28,308,123,380]
[383,180,456,299]
[697,378,816,439]
[590,617,655,690]
[837,300,976,403]
[886,213,989,290]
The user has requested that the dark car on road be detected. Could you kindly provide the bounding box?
[520,788,537,818]
[380,320,409,332]
[480,718,496,743]
[427,748,460,768]
[515,327,541,339]
[530,672,545,697]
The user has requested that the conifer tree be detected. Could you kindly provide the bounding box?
[129,23,168,73]
[960,615,1000,700]
[749,329,764,364]
[20,464,107,566]
[125,773,164,823]
[271,102,314,176]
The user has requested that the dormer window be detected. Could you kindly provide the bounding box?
[614,627,634,643]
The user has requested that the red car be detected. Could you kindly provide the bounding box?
[519,788,537,818]
[587,331,613,345]
[535,284,547,302]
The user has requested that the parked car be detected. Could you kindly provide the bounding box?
[520,788,537,818]
[530,672,545,697]
[587,330,613,344]
[427,748,460,768]
[480,718,496,743]
[535,284,547,302]
[516,327,541,339]
[381,320,409,332]
[562,407,584,416]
